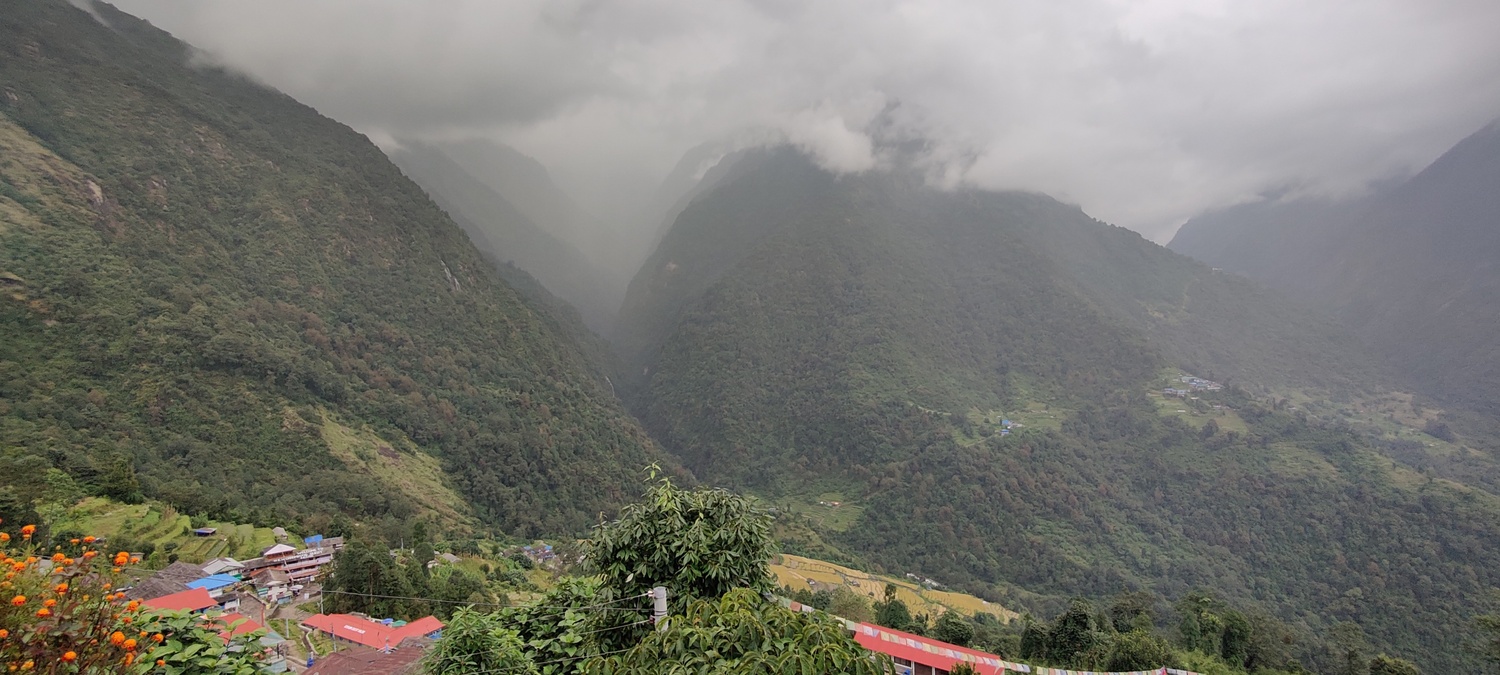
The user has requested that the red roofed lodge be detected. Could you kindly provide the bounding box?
[302,613,444,652]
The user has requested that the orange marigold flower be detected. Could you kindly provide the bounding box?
[35,608,50,618]
[62,558,74,566]
[121,616,132,624]
[151,632,164,642]
[22,660,33,669]
[20,525,35,538]
[122,638,137,650]
[0,532,9,542]
[42,599,56,608]
[68,539,79,545]
[82,551,97,559]
[10,595,24,606]
[126,600,140,611]
[0,628,9,639]
[50,553,65,563]
[83,536,95,543]
[156,659,165,666]
[60,652,76,663]
[54,584,67,594]
[129,557,140,564]
[123,653,134,665]
[110,631,125,646]
[112,567,122,574]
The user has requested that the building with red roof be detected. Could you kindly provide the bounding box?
[305,643,428,675]
[214,613,265,639]
[854,623,1030,675]
[142,587,217,613]
[301,613,444,652]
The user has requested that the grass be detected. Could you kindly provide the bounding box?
[318,411,478,532]
[774,493,864,532]
[770,553,1016,621]
[1149,391,1249,433]
[951,403,1066,446]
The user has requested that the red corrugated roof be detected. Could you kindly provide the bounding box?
[302,614,444,651]
[305,645,426,675]
[854,623,1022,675]
[215,613,265,638]
[143,587,217,612]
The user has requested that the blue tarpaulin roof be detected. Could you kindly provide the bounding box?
[303,534,324,544]
[186,574,240,590]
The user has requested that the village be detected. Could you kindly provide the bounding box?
[115,529,565,674]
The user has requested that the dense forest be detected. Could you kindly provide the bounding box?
[0,0,672,539]
[618,149,1500,670]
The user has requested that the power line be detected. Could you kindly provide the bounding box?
[317,588,653,612]
[427,644,639,675]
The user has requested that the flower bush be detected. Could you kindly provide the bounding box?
[0,519,270,674]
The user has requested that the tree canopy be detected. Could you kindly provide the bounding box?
[584,588,895,675]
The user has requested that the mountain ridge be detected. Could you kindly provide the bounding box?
[1170,117,1500,416]
[0,0,672,539]
[616,146,1500,670]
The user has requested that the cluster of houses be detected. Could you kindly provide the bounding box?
[1174,375,1223,392]
[119,534,358,672]
[122,533,450,674]
[520,543,557,564]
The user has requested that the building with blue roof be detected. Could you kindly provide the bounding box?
[186,574,240,594]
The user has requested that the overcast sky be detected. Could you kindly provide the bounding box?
[112,0,1500,242]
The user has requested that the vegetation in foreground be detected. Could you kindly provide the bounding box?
[294,474,1467,674]
[0,519,272,673]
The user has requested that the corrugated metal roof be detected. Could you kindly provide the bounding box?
[143,587,217,612]
[186,574,240,590]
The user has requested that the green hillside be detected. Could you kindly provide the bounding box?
[0,0,670,539]
[618,148,1500,670]
[387,140,622,331]
[1170,119,1500,418]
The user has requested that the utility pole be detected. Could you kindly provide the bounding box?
[652,587,668,632]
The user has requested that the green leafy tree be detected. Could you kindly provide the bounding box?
[1220,608,1252,666]
[874,584,914,632]
[1332,621,1371,675]
[493,577,608,673]
[1019,618,1048,661]
[322,541,423,619]
[1047,599,1103,666]
[1478,609,1500,672]
[585,588,895,674]
[1108,591,1157,633]
[136,610,275,674]
[932,611,975,647]
[828,586,874,623]
[1104,630,1176,671]
[1368,654,1421,675]
[424,607,537,675]
[586,471,774,606]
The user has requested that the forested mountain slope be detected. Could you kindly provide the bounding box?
[387,140,621,330]
[0,0,669,538]
[617,147,1500,670]
[1171,118,1500,416]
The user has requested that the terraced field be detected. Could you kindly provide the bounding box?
[770,553,1016,621]
[57,497,280,564]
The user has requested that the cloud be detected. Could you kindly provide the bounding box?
[111,0,1500,241]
